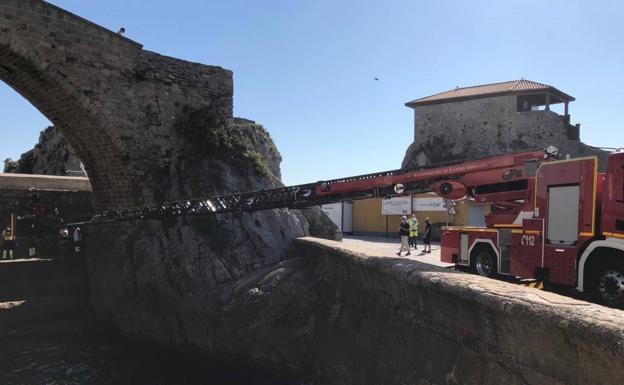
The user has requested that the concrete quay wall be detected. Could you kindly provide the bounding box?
[0,173,91,192]
[291,237,624,385]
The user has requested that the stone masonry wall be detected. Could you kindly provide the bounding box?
[402,95,608,169]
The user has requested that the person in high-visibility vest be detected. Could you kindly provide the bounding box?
[2,226,16,260]
[408,213,419,249]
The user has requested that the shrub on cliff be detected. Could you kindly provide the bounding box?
[173,105,272,181]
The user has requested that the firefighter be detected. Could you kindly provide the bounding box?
[2,225,16,260]
[408,213,419,249]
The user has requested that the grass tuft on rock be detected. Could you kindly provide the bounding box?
[174,105,272,179]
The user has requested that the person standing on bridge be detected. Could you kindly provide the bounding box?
[423,218,432,254]
[408,213,419,249]
[397,216,411,257]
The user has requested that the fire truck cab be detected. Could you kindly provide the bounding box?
[441,151,624,306]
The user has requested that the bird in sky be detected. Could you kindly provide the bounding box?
[117,27,126,35]
[373,77,379,81]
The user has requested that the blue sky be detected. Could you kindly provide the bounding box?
[1,0,622,185]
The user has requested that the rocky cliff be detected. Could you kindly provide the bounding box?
[84,106,315,353]
[4,126,84,176]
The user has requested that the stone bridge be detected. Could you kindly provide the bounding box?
[0,0,232,209]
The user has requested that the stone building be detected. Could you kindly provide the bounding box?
[401,79,608,169]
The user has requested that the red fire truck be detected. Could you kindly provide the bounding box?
[436,149,624,307]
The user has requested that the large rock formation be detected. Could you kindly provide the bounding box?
[4,126,83,175]
[85,106,312,348]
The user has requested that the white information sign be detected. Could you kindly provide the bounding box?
[413,197,447,212]
[382,196,412,215]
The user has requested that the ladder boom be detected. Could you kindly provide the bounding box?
[78,148,555,225]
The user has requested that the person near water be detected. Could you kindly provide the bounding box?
[423,217,432,253]
[73,227,82,254]
[58,227,70,258]
[408,213,419,249]
[397,216,411,257]
[2,225,16,260]
[28,224,37,258]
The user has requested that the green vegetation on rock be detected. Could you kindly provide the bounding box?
[174,105,272,180]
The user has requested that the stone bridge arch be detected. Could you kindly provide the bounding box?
[0,0,233,209]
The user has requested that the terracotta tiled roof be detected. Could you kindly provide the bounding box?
[406,80,575,107]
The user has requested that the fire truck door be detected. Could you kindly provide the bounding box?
[547,185,580,245]
[460,233,469,265]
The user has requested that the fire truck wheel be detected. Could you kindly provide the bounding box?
[471,247,497,278]
[595,263,624,307]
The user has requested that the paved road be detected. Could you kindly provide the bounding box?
[342,236,453,268]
